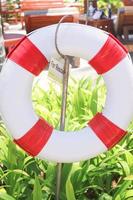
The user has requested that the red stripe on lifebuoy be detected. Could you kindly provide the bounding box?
[89,35,127,74]
[8,37,48,76]
[14,118,53,156]
[88,113,126,149]
[109,33,128,53]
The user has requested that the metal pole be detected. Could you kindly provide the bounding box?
[54,15,72,200]
[60,57,70,131]
[56,57,70,200]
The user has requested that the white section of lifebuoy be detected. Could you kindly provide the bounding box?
[38,127,107,162]
[28,23,108,61]
[0,23,133,163]
[103,56,133,129]
[0,60,38,138]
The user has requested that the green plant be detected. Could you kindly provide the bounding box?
[0,75,133,199]
[98,0,123,14]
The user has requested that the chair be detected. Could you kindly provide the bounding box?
[4,33,25,54]
[115,1,133,41]
[24,7,79,33]
[123,0,133,6]
[20,0,65,28]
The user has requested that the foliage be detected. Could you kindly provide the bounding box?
[64,0,123,13]
[0,74,133,199]
[97,0,123,13]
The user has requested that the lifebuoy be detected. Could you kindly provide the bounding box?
[0,23,133,163]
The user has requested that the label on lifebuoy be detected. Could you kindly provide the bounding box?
[48,57,65,85]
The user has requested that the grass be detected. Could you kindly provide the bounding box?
[0,74,133,200]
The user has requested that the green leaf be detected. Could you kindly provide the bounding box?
[61,163,73,189]
[119,161,130,176]
[45,163,56,187]
[90,87,98,115]
[124,151,133,170]
[113,181,131,199]
[66,178,76,200]
[99,193,112,200]
[113,195,121,200]
[13,169,30,177]
[33,175,42,200]
[125,189,133,199]
[0,189,15,200]
[124,175,133,181]
[7,140,17,169]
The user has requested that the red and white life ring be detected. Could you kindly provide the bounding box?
[0,23,133,163]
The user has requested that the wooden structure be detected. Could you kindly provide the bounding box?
[20,0,65,28]
[79,15,114,34]
[24,9,79,33]
[20,0,83,13]
[20,0,64,11]
[20,0,81,30]
[0,16,5,71]
[123,0,133,6]
[116,5,133,40]
[4,33,25,54]
[115,1,133,52]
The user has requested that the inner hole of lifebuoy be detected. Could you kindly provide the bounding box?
[32,60,107,131]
